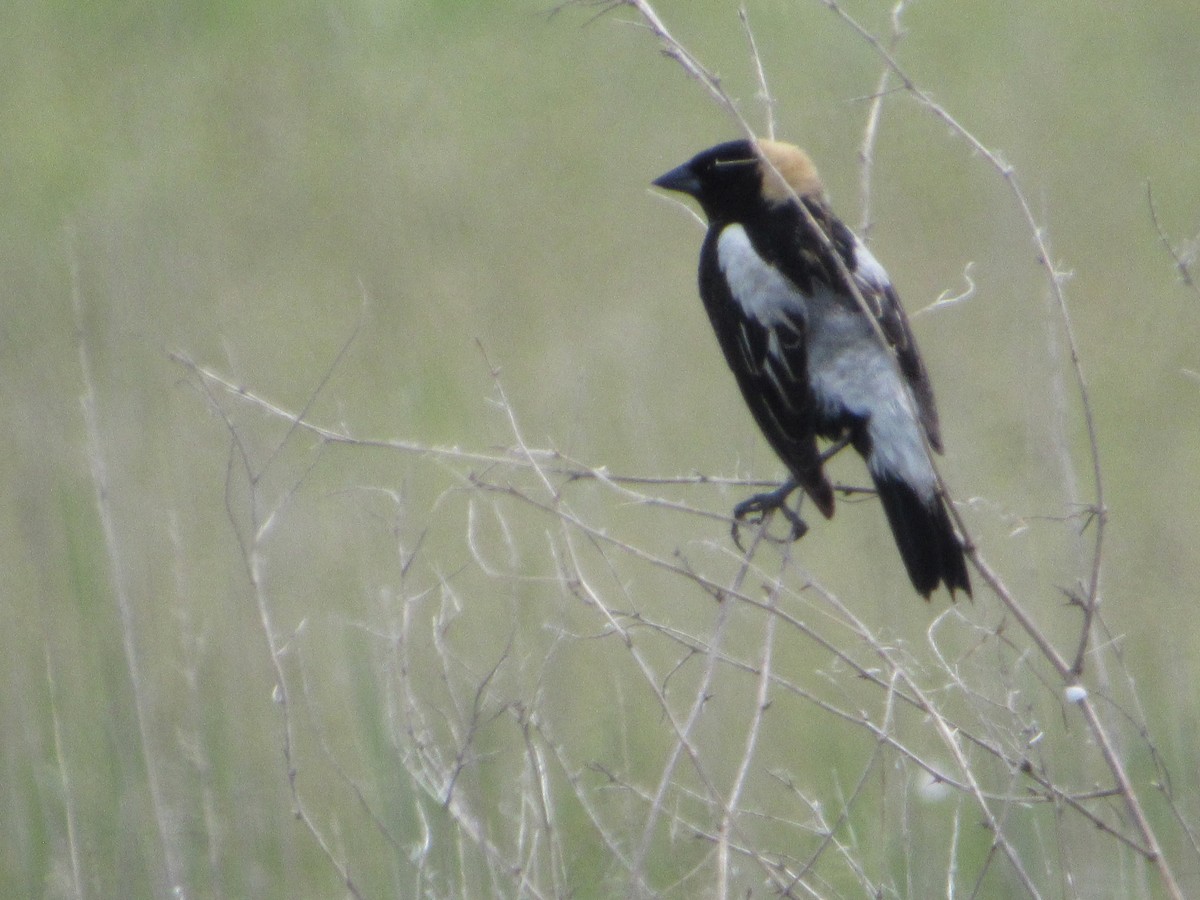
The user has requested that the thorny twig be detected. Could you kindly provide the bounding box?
[179,322,368,898]
[856,0,909,239]
[186,343,1175,892]
[1147,181,1200,299]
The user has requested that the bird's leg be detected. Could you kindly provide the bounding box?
[732,479,807,551]
[731,434,850,551]
[819,433,852,462]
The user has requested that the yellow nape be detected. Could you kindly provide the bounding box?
[756,139,824,203]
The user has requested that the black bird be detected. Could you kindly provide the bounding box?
[653,139,970,598]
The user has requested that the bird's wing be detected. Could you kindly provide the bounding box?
[846,236,944,453]
[700,225,835,517]
[764,200,944,452]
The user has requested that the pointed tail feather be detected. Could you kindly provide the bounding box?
[799,468,836,519]
[872,475,971,599]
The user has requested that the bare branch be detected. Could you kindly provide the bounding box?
[1148,181,1200,299]
[857,0,910,238]
[739,6,776,140]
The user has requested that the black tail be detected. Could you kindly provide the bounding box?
[873,475,971,599]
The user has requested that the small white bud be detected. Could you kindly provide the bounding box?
[1065,685,1087,704]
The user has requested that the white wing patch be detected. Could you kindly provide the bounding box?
[851,236,891,292]
[716,224,807,329]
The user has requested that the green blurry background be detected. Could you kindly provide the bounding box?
[4,0,1199,896]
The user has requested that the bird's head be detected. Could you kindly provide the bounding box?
[652,139,824,223]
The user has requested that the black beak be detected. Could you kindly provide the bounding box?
[652,162,701,197]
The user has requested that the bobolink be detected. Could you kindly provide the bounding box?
[653,139,970,598]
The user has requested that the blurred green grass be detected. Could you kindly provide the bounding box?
[3,0,1200,896]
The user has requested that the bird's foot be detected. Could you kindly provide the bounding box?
[732,481,807,551]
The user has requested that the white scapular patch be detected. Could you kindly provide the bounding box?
[850,236,891,292]
[716,224,807,329]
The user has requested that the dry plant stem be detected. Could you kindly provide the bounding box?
[716,543,785,900]
[946,794,964,898]
[173,350,879,499]
[519,715,568,898]
[856,60,891,239]
[473,367,680,900]
[293,636,407,858]
[970,757,1049,898]
[857,0,909,237]
[478,356,768,894]
[618,594,1149,853]
[475,468,1140,880]
[391,586,523,892]
[547,490,826,893]
[180,360,1159,862]
[582,487,753,894]
[187,335,367,896]
[376,667,543,895]
[813,587,1043,896]
[69,227,185,896]
[169,513,224,882]
[186,357,1175,894]
[770,774,880,894]
[245,467,366,899]
[738,5,776,140]
[440,642,511,811]
[44,648,83,899]
[603,0,758,140]
[794,671,899,885]
[537,722,636,873]
[567,538,751,892]
[1147,181,1200,298]
[588,760,817,893]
